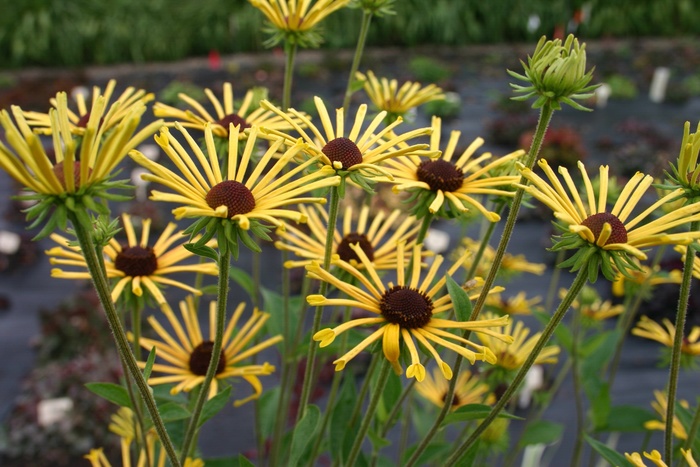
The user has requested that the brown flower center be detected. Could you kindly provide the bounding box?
[442,391,462,407]
[114,246,158,277]
[336,232,374,262]
[216,114,250,133]
[52,161,89,189]
[206,180,256,217]
[189,341,226,376]
[76,112,105,129]
[379,285,433,329]
[416,159,464,192]
[322,137,362,169]
[580,212,627,245]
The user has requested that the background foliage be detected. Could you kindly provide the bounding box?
[0,0,697,68]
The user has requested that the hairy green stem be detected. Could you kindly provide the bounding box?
[446,267,588,465]
[283,41,297,110]
[466,207,503,280]
[180,248,231,462]
[342,10,373,113]
[683,401,700,452]
[69,212,181,467]
[570,304,584,467]
[544,249,566,312]
[665,221,699,462]
[346,359,392,466]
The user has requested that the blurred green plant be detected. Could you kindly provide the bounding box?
[409,56,451,83]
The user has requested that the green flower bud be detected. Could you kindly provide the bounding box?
[508,34,598,111]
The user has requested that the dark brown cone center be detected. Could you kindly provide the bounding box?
[216,114,251,132]
[379,285,433,329]
[76,112,105,129]
[322,137,362,169]
[336,232,374,263]
[417,159,465,192]
[52,161,88,189]
[442,391,462,407]
[580,212,627,245]
[189,341,226,376]
[114,246,158,277]
[206,180,256,217]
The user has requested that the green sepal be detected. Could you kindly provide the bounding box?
[184,242,219,262]
[143,346,157,380]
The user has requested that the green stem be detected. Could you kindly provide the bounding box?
[445,267,588,465]
[544,249,566,312]
[683,401,700,452]
[342,10,373,113]
[283,41,297,110]
[570,303,584,467]
[466,205,504,280]
[69,213,181,467]
[348,353,379,429]
[665,221,699,462]
[180,248,231,462]
[416,212,434,244]
[296,185,341,421]
[346,359,392,467]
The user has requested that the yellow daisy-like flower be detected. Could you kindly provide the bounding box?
[455,237,546,279]
[46,214,217,305]
[611,262,682,297]
[384,116,524,221]
[518,159,700,262]
[643,390,689,440]
[0,92,161,196]
[23,79,154,136]
[248,0,350,32]
[625,449,698,467]
[308,242,513,381]
[561,287,624,321]
[275,203,421,269]
[485,291,543,316]
[632,316,700,357]
[153,83,305,139]
[676,244,700,280]
[476,312,560,371]
[135,296,282,404]
[130,123,340,228]
[416,367,494,410]
[260,96,434,180]
[355,70,445,118]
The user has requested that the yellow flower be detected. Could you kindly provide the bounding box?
[676,244,700,280]
[416,367,494,410]
[355,70,445,117]
[611,262,682,297]
[0,92,161,196]
[485,291,543,316]
[260,96,434,181]
[384,116,524,221]
[46,214,217,306]
[562,287,624,321]
[23,79,154,136]
[249,0,350,32]
[308,242,512,381]
[518,159,700,279]
[134,296,282,404]
[275,204,421,269]
[456,237,546,279]
[153,83,305,139]
[625,449,698,467]
[130,123,339,229]
[643,390,689,440]
[632,315,700,357]
[476,312,560,371]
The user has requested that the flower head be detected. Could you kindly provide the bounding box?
[485,291,543,316]
[643,390,689,441]
[261,96,434,191]
[476,312,559,371]
[661,121,700,202]
[275,204,421,269]
[153,83,305,139]
[46,214,218,306]
[416,367,493,410]
[518,159,700,281]
[130,123,340,252]
[309,242,512,381]
[355,70,445,121]
[508,34,597,111]
[385,116,524,221]
[134,295,282,404]
[23,80,155,136]
[632,315,700,358]
[611,261,682,298]
[455,236,545,280]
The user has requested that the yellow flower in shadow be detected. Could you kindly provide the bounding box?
[416,367,494,410]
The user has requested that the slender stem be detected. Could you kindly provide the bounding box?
[346,359,392,467]
[296,185,341,421]
[570,304,584,467]
[544,249,566,312]
[416,212,434,244]
[683,401,700,452]
[69,213,181,467]
[466,206,504,280]
[180,248,231,462]
[282,41,297,110]
[348,353,379,428]
[342,10,373,113]
[665,221,698,462]
[445,267,588,465]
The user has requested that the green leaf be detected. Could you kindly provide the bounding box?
[377,370,402,424]
[157,402,191,422]
[290,404,321,466]
[585,435,633,466]
[518,420,563,447]
[261,287,303,343]
[204,454,255,467]
[446,274,473,321]
[401,443,451,466]
[367,429,391,450]
[85,382,131,408]
[442,404,522,426]
[331,376,357,464]
[198,386,232,427]
[183,242,218,262]
[533,309,572,352]
[231,265,256,301]
[454,439,480,467]
[257,386,280,440]
[597,405,654,433]
[143,346,157,380]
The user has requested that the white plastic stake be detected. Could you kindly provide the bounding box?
[649,67,670,103]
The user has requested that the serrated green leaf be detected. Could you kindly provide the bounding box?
[198,386,232,427]
[290,404,321,466]
[585,435,633,466]
[446,274,473,321]
[85,382,131,408]
[518,420,563,446]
